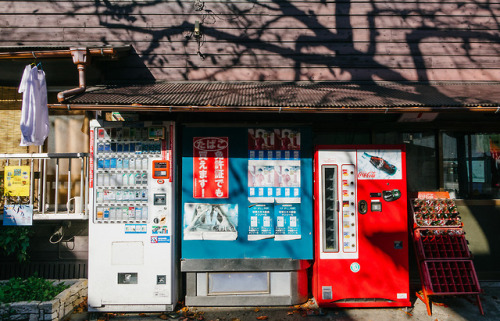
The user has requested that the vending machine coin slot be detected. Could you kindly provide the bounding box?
[358,200,368,214]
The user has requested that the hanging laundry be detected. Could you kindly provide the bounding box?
[18,65,49,146]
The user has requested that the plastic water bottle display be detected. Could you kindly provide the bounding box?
[363,152,397,175]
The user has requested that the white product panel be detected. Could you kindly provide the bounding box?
[340,164,357,253]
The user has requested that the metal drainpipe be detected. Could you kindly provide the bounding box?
[57,48,90,102]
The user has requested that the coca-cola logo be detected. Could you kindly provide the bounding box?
[193,137,228,151]
[358,171,376,179]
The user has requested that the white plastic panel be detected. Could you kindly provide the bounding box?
[341,164,357,253]
[111,242,144,265]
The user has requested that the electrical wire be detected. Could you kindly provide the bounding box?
[49,226,64,244]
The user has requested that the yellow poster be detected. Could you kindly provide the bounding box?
[4,166,30,197]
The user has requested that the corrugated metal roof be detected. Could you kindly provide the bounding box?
[0,45,131,52]
[65,81,500,109]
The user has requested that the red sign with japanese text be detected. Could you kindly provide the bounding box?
[193,137,229,198]
[89,129,94,188]
[417,191,451,199]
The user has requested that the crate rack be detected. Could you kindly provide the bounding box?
[410,192,483,316]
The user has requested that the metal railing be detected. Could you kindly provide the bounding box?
[0,153,89,219]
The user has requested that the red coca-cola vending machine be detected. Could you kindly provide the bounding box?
[313,145,410,308]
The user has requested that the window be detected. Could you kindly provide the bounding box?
[208,272,270,295]
[443,133,500,199]
[373,132,438,193]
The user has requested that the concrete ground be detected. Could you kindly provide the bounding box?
[70,283,500,321]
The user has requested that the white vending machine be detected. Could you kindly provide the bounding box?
[88,120,177,312]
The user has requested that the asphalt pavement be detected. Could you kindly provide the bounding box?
[70,282,500,321]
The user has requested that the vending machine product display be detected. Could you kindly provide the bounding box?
[88,120,177,312]
[181,126,313,306]
[313,145,410,308]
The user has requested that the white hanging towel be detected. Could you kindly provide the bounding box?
[18,65,49,146]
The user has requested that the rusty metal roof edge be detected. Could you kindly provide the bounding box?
[47,103,500,113]
[82,80,500,85]
[57,80,500,112]
[0,45,132,59]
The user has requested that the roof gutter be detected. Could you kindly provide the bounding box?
[47,104,500,113]
[0,46,127,102]
[57,48,90,102]
[0,47,122,60]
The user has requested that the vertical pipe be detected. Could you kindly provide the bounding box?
[80,156,84,214]
[37,146,42,212]
[3,159,8,207]
[42,159,47,214]
[467,134,474,195]
[437,130,444,190]
[17,159,21,204]
[38,158,42,212]
[457,134,468,198]
[30,158,34,205]
[67,158,72,214]
[85,155,89,217]
[55,158,59,214]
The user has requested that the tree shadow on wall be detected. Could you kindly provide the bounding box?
[71,0,500,106]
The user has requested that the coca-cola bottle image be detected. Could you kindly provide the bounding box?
[363,152,397,175]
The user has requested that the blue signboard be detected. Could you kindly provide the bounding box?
[181,126,312,260]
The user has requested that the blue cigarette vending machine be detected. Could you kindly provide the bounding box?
[181,125,313,306]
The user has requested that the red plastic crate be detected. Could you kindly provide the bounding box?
[421,260,481,295]
[410,198,463,228]
[414,229,471,260]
